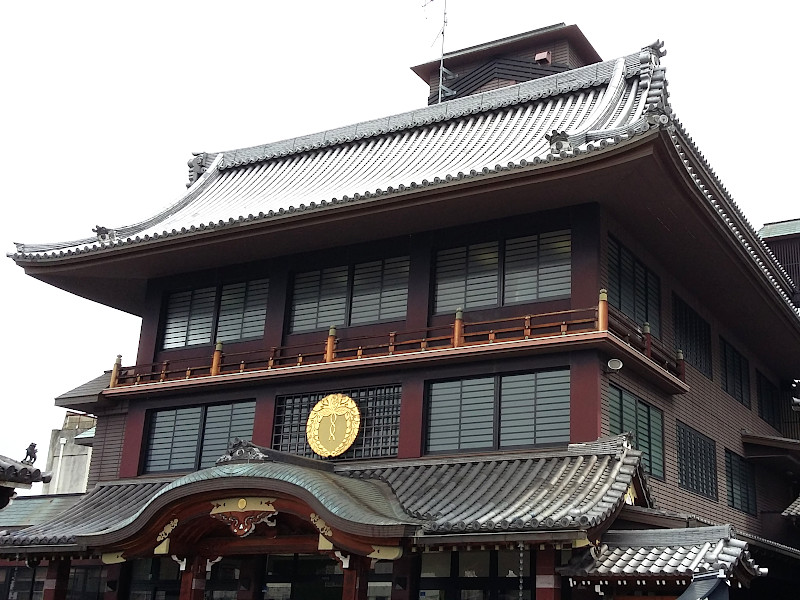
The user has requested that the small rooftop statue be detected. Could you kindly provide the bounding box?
[22,443,37,465]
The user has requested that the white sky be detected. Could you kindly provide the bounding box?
[1,1,797,493]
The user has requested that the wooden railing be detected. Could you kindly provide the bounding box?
[109,290,684,388]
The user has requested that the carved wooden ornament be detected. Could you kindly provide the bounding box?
[306,394,360,457]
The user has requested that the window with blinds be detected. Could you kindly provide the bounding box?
[720,338,750,407]
[426,369,570,453]
[272,385,401,459]
[673,295,712,378]
[677,421,717,500]
[290,257,409,332]
[143,401,256,472]
[757,372,781,430]
[608,237,661,337]
[725,450,757,515]
[161,279,269,349]
[434,230,571,314]
[608,385,664,478]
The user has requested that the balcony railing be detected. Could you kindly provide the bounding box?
[109,291,685,388]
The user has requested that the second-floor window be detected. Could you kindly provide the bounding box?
[677,421,717,500]
[426,369,570,453]
[290,257,410,332]
[725,449,757,515]
[162,279,269,349]
[720,338,750,407]
[757,371,781,430]
[607,236,661,337]
[673,295,712,378]
[433,230,571,314]
[607,385,664,478]
[143,401,256,472]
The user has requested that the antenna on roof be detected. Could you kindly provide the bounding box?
[424,0,453,103]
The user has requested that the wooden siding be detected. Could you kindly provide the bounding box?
[87,410,127,488]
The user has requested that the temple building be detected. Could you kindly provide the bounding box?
[3,23,800,600]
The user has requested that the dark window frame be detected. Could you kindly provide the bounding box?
[677,421,718,500]
[757,371,781,430]
[673,295,713,378]
[607,385,665,479]
[725,449,757,515]
[720,338,750,408]
[161,278,269,350]
[433,229,572,315]
[289,256,410,333]
[607,236,661,337]
[143,400,256,473]
[425,369,571,454]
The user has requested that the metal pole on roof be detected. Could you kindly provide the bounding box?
[437,0,448,104]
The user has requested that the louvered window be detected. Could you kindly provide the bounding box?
[272,385,401,459]
[434,230,571,314]
[720,338,750,407]
[725,450,757,515]
[161,279,269,349]
[677,421,717,500]
[608,385,664,478]
[757,372,781,430]
[290,258,409,332]
[426,369,570,453]
[144,401,256,472]
[673,295,712,378]
[608,237,661,337]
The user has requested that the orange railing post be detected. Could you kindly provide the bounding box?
[643,322,652,358]
[453,309,464,347]
[211,341,223,376]
[109,355,122,388]
[598,289,608,331]
[325,326,337,362]
[676,349,686,381]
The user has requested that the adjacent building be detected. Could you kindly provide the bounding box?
[3,23,800,600]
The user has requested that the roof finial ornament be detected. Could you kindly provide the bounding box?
[545,130,572,154]
[92,225,116,244]
[648,39,667,58]
[187,152,209,188]
[21,442,37,465]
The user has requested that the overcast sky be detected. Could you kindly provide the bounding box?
[1,1,796,492]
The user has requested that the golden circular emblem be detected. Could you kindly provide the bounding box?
[306,394,361,457]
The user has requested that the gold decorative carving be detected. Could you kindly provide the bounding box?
[210,497,276,514]
[310,512,332,537]
[209,498,278,538]
[101,552,125,565]
[156,518,179,542]
[368,546,403,560]
[154,538,170,555]
[306,393,360,457]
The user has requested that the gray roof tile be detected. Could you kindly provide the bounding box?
[759,218,800,239]
[0,455,52,485]
[0,494,81,531]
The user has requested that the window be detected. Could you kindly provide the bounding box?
[608,385,664,478]
[67,567,105,600]
[757,372,781,430]
[290,257,409,332]
[673,295,712,378]
[720,338,750,407]
[144,401,256,472]
[725,450,757,515]
[273,385,401,459]
[607,236,661,337]
[162,279,269,349]
[419,549,532,599]
[426,369,570,453]
[434,230,571,314]
[677,421,717,500]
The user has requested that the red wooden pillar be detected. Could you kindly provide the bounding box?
[535,546,561,600]
[341,554,369,600]
[102,564,125,600]
[42,559,71,600]
[179,557,206,600]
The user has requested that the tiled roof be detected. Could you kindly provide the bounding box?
[0,494,81,531]
[782,494,800,517]
[340,434,649,534]
[0,455,52,485]
[10,47,656,260]
[55,372,110,404]
[560,526,765,580]
[760,218,800,239]
[0,479,170,548]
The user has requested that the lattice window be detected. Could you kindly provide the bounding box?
[144,401,256,472]
[720,338,750,407]
[434,230,571,314]
[608,385,664,478]
[725,450,757,515]
[426,369,570,453]
[272,385,401,459]
[608,236,661,337]
[673,295,712,378]
[757,371,781,430]
[677,421,717,500]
